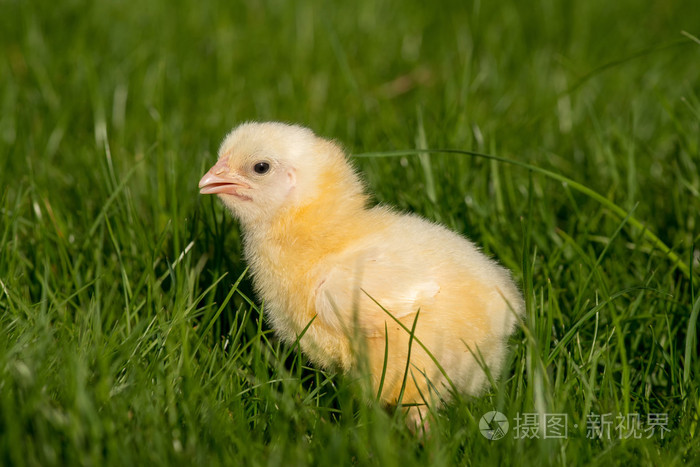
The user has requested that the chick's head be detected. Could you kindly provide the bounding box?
[199,122,334,226]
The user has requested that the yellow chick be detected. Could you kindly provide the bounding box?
[199,122,524,427]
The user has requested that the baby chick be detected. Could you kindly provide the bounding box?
[199,122,524,428]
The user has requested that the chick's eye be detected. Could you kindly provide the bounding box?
[253,161,270,174]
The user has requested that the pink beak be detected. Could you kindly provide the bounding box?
[199,159,250,195]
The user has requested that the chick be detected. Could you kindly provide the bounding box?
[199,122,524,427]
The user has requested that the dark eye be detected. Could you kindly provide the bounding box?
[253,161,270,174]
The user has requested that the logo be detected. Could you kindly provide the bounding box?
[479,411,509,440]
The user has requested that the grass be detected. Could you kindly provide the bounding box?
[1,0,699,465]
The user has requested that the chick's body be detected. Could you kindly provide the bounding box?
[200,122,524,408]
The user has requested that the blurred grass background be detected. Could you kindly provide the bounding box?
[1,0,699,465]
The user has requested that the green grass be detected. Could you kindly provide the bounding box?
[1,0,700,465]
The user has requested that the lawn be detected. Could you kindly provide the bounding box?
[1,0,699,465]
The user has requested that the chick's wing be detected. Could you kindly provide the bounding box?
[313,248,441,338]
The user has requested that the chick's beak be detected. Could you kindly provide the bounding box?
[199,160,250,195]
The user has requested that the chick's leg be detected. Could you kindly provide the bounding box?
[406,405,432,437]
